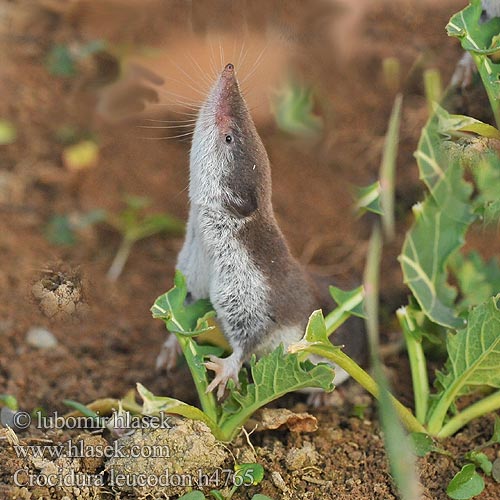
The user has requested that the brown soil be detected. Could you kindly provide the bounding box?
[0,0,499,499]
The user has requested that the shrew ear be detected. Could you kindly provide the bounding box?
[224,187,258,218]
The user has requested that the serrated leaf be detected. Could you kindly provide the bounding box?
[354,182,383,215]
[151,271,215,335]
[446,464,485,500]
[218,345,335,439]
[428,296,500,434]
[442,296,500,393]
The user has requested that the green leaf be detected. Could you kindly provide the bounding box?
[446,464,485,500]
[151,272,221,420]
[0,395,19,411]
[492,458,500,482]
[428,296,500,434]
[251,496,275,500]
[272,80,323,138]
[410,432,435,457]
[447,0,500,126]
[178,492,207,500]
[45,215,77,246]
[471,153,500,220]
[354,182,383,216]
[438,112,500,140]
[450,252,500,309]
[46,45,76,76]
[403,104,479,329]
[465,451,493,476]
[63,400,99,420]
[399,161,474,329]
[218,345,335,441]
[234,463,265,486]
[447,0,500,54]
[324,286,365,335]
[137,383,217,432]
[441,296,500,392]
[209,491,224,500]
[151,271,215,334]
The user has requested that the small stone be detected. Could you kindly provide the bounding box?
[26,327,58,349]
[285,442,319,471]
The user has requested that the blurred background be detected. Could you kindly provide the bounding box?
[0,0,477,409]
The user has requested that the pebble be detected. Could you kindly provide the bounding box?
[26,327,58,349]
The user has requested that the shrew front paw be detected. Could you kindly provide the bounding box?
[204,353,242,400]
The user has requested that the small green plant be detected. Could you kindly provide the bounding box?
[46,40,106,77]
[177,463,272,500]
[106,195,184,281]
[272,79,323,137]
[0,394,19,411]
[44,210,106,246]
[144,271,365,442]
[411,417,500,499]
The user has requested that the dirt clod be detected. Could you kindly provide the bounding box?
[105,419,228,498]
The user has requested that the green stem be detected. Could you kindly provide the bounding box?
[176,334,218,424]
[427,377,466,435]
[473,53,500,128]
[324,289,364,335]
[397,309,429,424]
[302,343,426,434]
[437,390,500,438]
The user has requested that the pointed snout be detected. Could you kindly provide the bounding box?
[222,63,235,80]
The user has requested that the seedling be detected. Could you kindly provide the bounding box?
[412,417,500,499]
[0,394,18,411]
[44,210,106,246]
[106,195,184,281]
[177,463,271,500]
[46,40,106,77]
[272,79,323,137]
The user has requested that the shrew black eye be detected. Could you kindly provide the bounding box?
[225,135,232,143]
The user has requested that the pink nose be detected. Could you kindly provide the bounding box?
[222,63,235,80]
